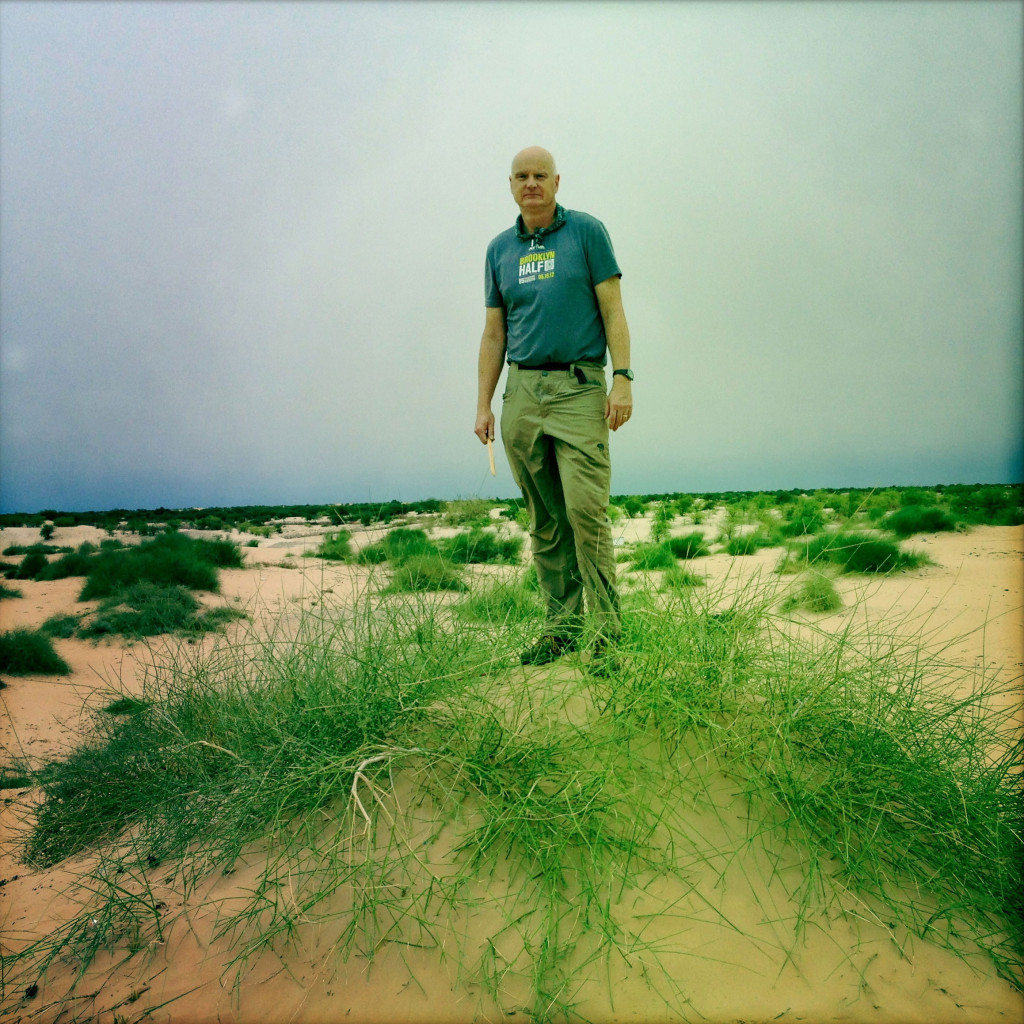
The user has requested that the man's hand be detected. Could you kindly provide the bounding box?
[475,408,495,443]
[605,377,633,431]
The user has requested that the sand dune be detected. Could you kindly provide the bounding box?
[1,523,1021,1023]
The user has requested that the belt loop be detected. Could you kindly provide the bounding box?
[571,363,587,385]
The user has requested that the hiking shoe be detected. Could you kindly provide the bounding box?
[588,637,621,677]
[520,634,578,666]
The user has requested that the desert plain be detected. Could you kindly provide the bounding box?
[1,510,1021,1024]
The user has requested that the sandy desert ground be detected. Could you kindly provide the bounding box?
[1,518,1021,1024]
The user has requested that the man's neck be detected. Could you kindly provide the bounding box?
[520,204,557,232]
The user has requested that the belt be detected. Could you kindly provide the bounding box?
[512,361,572,371]
[512,360,592,384]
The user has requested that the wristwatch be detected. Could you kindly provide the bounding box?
[613,368,634,381]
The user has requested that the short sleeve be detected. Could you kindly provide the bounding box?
[582,216,622,286]
[484,248,504,308]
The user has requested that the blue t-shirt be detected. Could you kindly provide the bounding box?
[485,206,622,365]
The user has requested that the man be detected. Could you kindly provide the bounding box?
[474,146,634,669]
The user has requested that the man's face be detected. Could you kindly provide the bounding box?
[510,154,559,214]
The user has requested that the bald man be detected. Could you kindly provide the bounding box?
[475,146,634,671]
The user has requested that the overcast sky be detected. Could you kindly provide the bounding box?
[1,0,1020,513]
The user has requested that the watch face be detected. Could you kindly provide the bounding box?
[616,369,634,381]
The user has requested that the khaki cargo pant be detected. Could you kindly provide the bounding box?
[500,362,621,640]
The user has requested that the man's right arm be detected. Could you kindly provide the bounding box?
[475,305,507,443]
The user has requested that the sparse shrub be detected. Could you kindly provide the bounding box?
[15,550,48,580]
[38,543,98,580]
[620,495,646,518]
[312,531,354,561]
[667,532,710,559]
[791,532,930,574]
[949,485,1024,526]
[629,541,676,571]
[661,565,705,589]
[779,499,825,537]
[441,498,493,527]
[40,614,81,639]
[357,527,438,566]
[779,571,843,613]
[442,528,524,565]
[384,554,466,593]
[40,523,55,540]
[455,572,543,623]
[80,582,245,639]
[0,582,23,599]
[725,531,772,556]
[102,697,149,715]
[3,544,64,556]
[885,505,957,537]
[79,533,240,600]
[650,503,673,542]
[0,628,70,675]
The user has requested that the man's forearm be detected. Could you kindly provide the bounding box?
[604,307,631,371]
[477,333,506,410]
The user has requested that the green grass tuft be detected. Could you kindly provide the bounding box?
[454,571,544,624]
[311,530,354,561]
[779,571,843,613]
[79,532,242,600]
[356,527,438,565]
[724,531,773,556]
[666,532,710,559]
[0,628,71,675]
[80,582,245,639]
[785,531,930,574]
[384,554,467,593]
[441,527,524,565]
[629,541,677,571]
[660,565,706,590]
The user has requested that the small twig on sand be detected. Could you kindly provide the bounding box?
[351,748,425,829]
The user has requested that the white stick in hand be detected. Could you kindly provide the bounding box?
[487,437,496,476]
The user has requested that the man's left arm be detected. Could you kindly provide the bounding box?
[595,275,632,431]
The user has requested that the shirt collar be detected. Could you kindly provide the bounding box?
[515,203,567,243]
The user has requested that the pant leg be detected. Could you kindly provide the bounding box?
[500,366,585,637]
[546,366,621,639]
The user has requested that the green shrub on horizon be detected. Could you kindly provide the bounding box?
[0,628,71,676]
[885,505,958,537]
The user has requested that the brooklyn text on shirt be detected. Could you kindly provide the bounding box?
[519,250,556,283]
